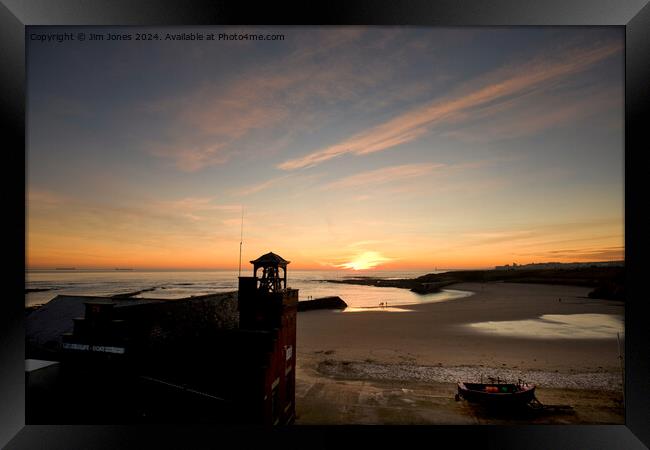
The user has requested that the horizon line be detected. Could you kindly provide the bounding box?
[25,260,625,273]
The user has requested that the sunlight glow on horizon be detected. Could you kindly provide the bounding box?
[333,251,394,271]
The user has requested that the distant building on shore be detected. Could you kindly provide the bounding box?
[494,261,624,270]
[26,252,298,425]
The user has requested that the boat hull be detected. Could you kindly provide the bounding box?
[457,382,536,406]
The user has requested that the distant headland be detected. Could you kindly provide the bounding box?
[324,261,625,300]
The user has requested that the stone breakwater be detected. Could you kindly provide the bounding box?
[317,360,623,391]
[298,296,348,311]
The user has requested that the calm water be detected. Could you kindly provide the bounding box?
[466,314,624,339]
[25,269,470,310]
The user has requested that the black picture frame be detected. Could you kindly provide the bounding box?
[2,1,648,448]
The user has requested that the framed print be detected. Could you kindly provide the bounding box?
[2,1,649,448]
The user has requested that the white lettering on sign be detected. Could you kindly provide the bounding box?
[62,343,90,351]
[285,345,293,361]
[92,345,125,354]
[61,343,125,354]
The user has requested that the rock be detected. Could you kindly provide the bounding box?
[409,281,455,294]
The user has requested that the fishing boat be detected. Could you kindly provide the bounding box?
[456,379,536,406]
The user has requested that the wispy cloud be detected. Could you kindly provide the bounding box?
[514,246,624,261]
[154,197,241,221]
[458,218,622,246]
[141,30,405,172]
[141,29,456,172]
[236,175,292,196]
[323,163,443,190]
[235,172,325,197]
[347,240,390,248]
[145,77,292,171]
[29,193,243,243]
[442,84,622,143]
[462,230,540,246]
[278,41,622,170]
[27,189,69,207]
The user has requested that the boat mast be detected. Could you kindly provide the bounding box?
[238,207,244,277]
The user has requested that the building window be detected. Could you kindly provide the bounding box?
[271,386,280,424]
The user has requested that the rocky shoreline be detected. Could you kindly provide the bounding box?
[317,359,623,391]
[322,278,455,294]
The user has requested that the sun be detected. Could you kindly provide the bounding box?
[336,251,392,270]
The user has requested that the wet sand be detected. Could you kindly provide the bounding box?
[295,282,624,424]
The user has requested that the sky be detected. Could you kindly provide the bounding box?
[26,26,624,271]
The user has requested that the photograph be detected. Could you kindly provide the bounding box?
[23,25,627,427]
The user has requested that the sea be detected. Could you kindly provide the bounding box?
[25,269,472,310]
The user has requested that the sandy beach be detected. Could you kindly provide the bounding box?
[295,282,625,424]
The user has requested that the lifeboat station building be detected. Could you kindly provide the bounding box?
[26,252,298,425]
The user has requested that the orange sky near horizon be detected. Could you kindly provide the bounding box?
[26,216,624,271]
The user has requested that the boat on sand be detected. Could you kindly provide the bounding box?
[456,380,536,406]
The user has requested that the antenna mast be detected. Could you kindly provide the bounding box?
[238,207,244,277]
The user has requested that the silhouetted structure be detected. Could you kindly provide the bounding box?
[238,252,298,424]
[26,252,298,425]
[250,252,290,293]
